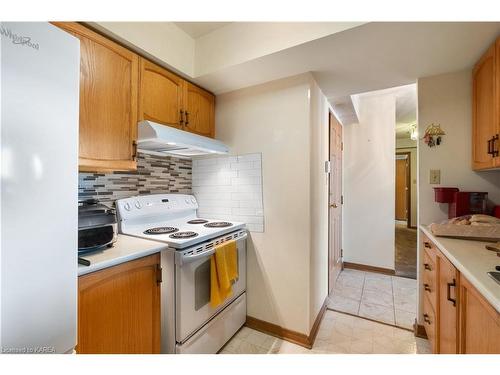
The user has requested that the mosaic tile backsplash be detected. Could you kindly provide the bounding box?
[78,152,192,204]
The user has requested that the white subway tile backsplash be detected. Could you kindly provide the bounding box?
[192,153,264,232]
[230,161,254,170]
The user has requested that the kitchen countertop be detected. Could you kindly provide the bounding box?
[420,225,500,313]
[78,234,169,276]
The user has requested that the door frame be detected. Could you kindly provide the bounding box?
[395,151,412,228]
[328,110,343,294]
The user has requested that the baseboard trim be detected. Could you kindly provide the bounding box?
[245,298,328,349]
[413,319,428,339]
[343,262,395,276]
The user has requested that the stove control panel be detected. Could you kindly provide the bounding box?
[116,194,199,221]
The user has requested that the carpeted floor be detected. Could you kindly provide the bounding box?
[395,224,417,279]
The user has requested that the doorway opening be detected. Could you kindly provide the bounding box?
[328,84,418,331]
[395,122,417,280]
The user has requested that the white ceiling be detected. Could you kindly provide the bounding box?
[174,22,232,38]
[193,22,500,101]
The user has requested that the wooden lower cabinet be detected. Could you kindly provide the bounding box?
[422,295,438,353]
[459,275,500,353]
[421,232,500,354]
[77,254,161,354]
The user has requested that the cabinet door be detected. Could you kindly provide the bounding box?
[459,274,500,354]
[495,38,500,168]
[77,254,161,354]
[437,253,459,354]
[472,43,496,170]
[53,22,139,172]
[139,58,184,129]
[184,82,215,138]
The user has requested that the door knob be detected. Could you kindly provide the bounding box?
[330,203,338,208]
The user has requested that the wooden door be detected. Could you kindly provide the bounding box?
[184,82,215,138]
[139,58,184,129]
[77,254,161,354]
[459,274,500,354]
[472,43,496,170]
[328,112,343,293]
[438,253,459,354]
[53,22,139,172]
[395,155,408,221]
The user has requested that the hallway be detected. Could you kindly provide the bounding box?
[395,223,417,279]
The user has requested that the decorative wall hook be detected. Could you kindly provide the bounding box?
[423,123,445,147]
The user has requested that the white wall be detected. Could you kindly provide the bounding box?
[216,74,311,334]
[418,69,500,226]
[308,79,330,329]
[343,92,396,270]
[215,73,330,335]
[91,22,195,77]
[417,69,500,324]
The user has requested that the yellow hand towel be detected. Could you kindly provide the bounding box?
[210,240,238,308]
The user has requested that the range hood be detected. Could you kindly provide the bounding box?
[137,120,229,157]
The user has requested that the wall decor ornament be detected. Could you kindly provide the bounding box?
[423,123,445,147]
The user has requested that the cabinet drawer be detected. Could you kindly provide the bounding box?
[423,251,438,310]
[423,294,438,353]
[422,233,437,262]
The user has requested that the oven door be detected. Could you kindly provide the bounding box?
[175,233,247,343]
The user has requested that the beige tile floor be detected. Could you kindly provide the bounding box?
[219,310,431,354]
[328,269,417,329]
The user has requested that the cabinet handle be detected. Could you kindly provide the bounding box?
[424,263,432,271]
[488,138,493,155]
[132,141,137,160]
[424,242,432,249]
[179,110,184,126]
[423,313,431,324]
[424,283,431,292]
[493,134,499,157]
[447,278,456,306]
[185,111,189,126]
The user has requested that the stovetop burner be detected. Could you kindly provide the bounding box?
[204,222,233,228]
[143,227,179,235]
[169,231,198,239]
[187,219,209,224]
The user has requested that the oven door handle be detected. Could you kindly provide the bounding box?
[177,233,248,265]
[180,248,216,264]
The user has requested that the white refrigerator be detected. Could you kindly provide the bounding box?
[0,22,80,353]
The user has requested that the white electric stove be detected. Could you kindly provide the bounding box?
[116,194,247,354]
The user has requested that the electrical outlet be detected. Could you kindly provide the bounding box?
[429,169,441,184]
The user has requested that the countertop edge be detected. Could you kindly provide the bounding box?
[78,243,168,276]
[420,225,500,313]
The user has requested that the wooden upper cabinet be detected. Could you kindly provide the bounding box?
[472,41,499,170]
[138,58,215,138]
[437,253,459,354]
[184,82,215,138]
[459,274,500,354]
[53,22,139,172]
[77,254,161,354]
[139,58,184,129]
